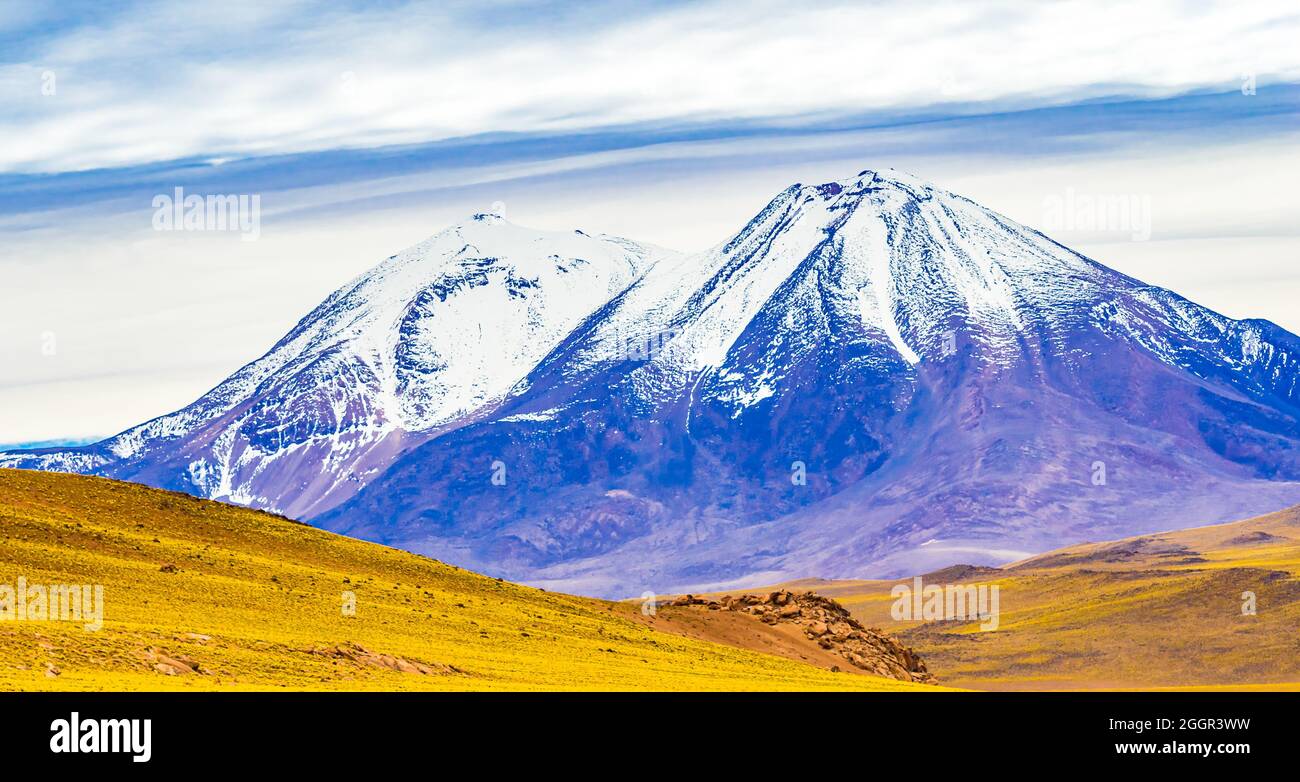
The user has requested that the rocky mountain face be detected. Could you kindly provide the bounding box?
[7,169,1300,598]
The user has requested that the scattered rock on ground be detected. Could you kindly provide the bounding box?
[143,647,209,676]
[307,642,462,676]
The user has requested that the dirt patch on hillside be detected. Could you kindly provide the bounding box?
[1224,531,1287,546]
[1018,536,1203,569]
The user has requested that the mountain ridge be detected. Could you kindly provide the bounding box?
[314,168,1300,595]
[6,167,1299,598]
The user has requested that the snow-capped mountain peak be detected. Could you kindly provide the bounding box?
[2,218,675,518]
[313,168,1300,596]
[7,168,1299,598]
[532,168,1107,411]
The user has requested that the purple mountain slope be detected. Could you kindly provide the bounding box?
[315,170,1300,595]
[6,169,1299,597]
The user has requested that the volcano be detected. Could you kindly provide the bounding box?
[7,169,1299,597]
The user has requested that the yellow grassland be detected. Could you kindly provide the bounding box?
[743,505,1300,690]
[0,470,940,692]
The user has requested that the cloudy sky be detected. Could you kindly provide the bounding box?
[1,0,1298,445]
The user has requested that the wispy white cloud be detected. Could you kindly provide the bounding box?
[2,0,1297,173]
[2,0,1298,442]
[3,97,1297,443]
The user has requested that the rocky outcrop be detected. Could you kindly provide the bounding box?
[143,647,210,675]
[668,590,935,683]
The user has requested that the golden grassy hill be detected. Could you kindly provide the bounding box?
[0,469,938,692]
[738,504,1300,690]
